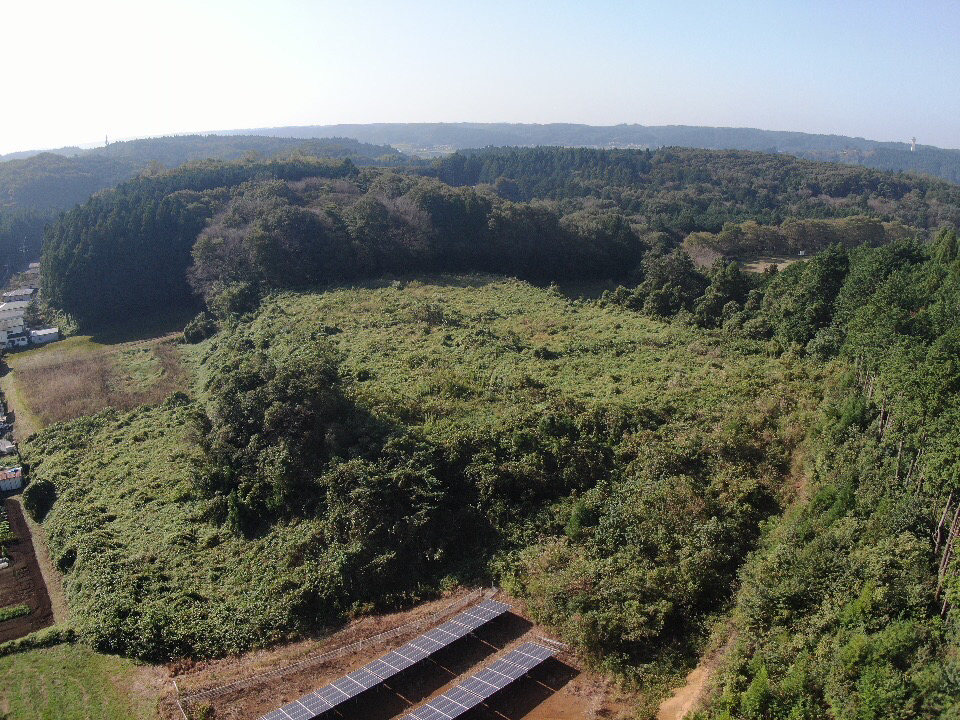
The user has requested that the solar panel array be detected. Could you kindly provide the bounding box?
[402,642,555,720]
[260,599,511,720]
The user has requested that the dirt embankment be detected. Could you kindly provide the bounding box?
[0,497,54,643]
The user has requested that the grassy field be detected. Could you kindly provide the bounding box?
[23,277,806,666]
[3,329,187,430]
[0,643,161,720]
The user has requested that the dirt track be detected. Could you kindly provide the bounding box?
[0,496,54,643]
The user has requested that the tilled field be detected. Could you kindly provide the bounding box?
[0,497,53,643]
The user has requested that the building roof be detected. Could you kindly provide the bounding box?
[30,328,58,337]
[28,263,39,269]
[0,301,30,311]
[2,288,36,297]
[0,467,21,480]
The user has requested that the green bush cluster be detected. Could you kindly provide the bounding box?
[0,604,30,622]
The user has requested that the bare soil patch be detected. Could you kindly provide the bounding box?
[0,497,53,643]
[657,633,736,720]
[8,496,68,624]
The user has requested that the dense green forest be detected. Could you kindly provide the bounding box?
[41,146,960,325]
[0,137,401,283]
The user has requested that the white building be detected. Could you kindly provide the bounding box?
[3,333,28,350]
[0,301,29,321]
[0,467,21,492]
[2,288,36,304]
[29,328,59,345]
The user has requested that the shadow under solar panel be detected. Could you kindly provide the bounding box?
[258,598,512,720]
[403,642,555,720]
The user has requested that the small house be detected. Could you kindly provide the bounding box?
[0,467,22,492]
[2,288,36,304]
[29,328,59,345]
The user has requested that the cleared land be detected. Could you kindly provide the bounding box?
[739,254,806,272]
[3,331,187,430]
[0,643,164,720]
[0,499,52,643]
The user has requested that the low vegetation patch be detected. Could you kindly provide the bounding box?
[0,604,29,623]
[5,332,187,427]
[0,642,161,720]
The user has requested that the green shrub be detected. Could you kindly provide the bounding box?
[182,312,218,344]
[23,476,57,521]
[0,604,30,622]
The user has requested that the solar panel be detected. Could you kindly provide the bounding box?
[437,619,472,638]
[487,659,528,681]
[346,667,383,690]
[430,694,471,715]
[446,686,485,710]
[395,642,430,662]
[278,700,313,720]
[298,694,331,714]
[513,642,555,664]
[365,656,401,679]
[331,675,366,700]
[458,674,499,696]
[259,599,513,720]
[424,626,458,644]
[409,635,445,653]
[400,642,555,720]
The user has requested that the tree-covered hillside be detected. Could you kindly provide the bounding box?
[0,136,403,285]
[41,146,960,326]
[24,231,960,716]
[16,132,960,718]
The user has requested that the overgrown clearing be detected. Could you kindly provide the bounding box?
[23,277,809,695]
[0,643,163,720]
[4,330,187,428]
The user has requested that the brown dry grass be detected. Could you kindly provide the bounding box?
[7,334,187,428]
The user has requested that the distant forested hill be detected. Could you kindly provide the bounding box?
[0,135,401,211]
[211,122,960,183]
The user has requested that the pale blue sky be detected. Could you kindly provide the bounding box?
[2,0,958,154]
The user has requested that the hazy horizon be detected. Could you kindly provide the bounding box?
[2,0,958,155]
